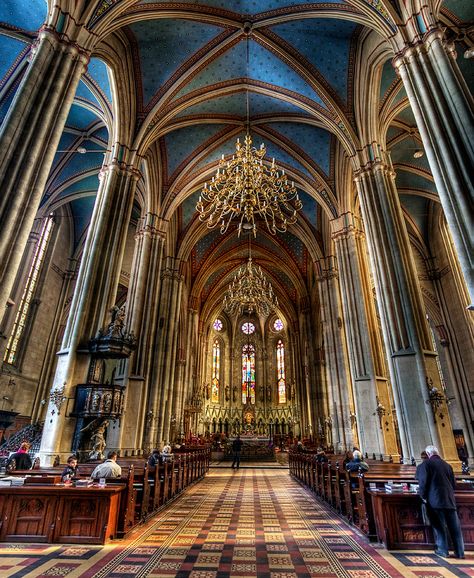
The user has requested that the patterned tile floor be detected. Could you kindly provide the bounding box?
[0,469,471,577]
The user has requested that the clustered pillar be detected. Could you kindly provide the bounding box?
[39,162,139,465]
[355,159,458,463]
[0,29,90,351]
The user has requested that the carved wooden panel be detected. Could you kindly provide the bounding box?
[1,495,58,542]
[54,496,103,542]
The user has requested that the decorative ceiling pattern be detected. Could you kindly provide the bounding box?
[0,0,46,30]
[2,0,472,324]
[268,18,359,104]
[130,18,223,106]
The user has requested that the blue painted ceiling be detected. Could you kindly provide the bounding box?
[2,1,470,309]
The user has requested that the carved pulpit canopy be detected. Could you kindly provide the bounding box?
[89,305,136,358]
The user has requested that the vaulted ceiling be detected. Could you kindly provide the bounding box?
[0,0,472,327]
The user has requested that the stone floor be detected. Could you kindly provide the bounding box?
[0,468,471,577]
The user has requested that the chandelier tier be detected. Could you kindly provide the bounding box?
[196,32,302,237]
[196,133,302,237]
[223,254,278,317]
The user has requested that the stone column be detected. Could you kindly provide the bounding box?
[316,256,356,452]
[0,28,90,317]
[146,257,184,446]
[331,212,399,459]
[119,214,166,454]
[38,162,139,465]
[355,159,458,463]
[32,260,76,423]
[393,29,474,306]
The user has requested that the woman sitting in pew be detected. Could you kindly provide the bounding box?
[6,442,33,471]
[345,450,369,472]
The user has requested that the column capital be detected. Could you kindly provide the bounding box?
[315,255,338,281]
[330,212,364,241]
[34,26,91,66]
[392,27,447,68]
[135,213,168,240]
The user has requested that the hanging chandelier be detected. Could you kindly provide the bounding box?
[223,239,278,317]
[196,31,302,237]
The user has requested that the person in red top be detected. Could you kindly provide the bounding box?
[6,442,33,471]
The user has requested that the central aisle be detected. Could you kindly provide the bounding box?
[2,469,470,577]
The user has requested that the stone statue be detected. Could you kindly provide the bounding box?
[104,305,126,338]
[81,418,109,460]
[225,385,230,401]
[232,385,237,403]
[266,385,271,402]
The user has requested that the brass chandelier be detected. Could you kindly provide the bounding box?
[196,32,302,237]
[223,239,278,317]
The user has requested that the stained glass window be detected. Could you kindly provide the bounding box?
[242,343,256,404]
[4,215,54,365]
[274,318,283,331]
[277,340,286,404]
[213,318,223,331]
[241,322,255,335]
[212,339,220,403]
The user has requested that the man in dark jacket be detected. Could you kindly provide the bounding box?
[416,445,464,559]
[231,435,243,469]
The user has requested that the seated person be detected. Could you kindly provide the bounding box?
[316,449,328,463]
[345,450,369,472]
[342,450,353,468]
[91,451,122,478]
[61,455,79,482]
[161,443,173,462]
[147,448,161,467]
[6,442,33,471]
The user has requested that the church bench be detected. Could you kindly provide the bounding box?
[0,484,125,544]
[368,488,474,550]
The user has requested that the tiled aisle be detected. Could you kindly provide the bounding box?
[0,469,471,578]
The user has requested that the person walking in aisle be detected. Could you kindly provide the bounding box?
[231,434,243,469]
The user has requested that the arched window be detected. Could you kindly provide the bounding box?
[277,339,286,404]
[211,338,220,403]
[4,215,54,365]
[242,343,256,404]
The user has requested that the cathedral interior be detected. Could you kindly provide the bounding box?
[0,0,472,468]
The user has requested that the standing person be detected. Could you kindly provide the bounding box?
[231,434,243,469]
[6,442,33,471]
[91,451,122,478]
[61,455,79,482]
[417,445,464,559]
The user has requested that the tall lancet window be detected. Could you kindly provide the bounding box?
[211,339,220,403]
[4,215,54,365]
[277,339,286,404]
[242,344,256,404]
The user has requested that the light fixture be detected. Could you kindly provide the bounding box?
[196,25,302,237]
[408,129,424,159]
[223,237,278,316]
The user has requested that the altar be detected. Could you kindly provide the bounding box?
[226,435,275,461]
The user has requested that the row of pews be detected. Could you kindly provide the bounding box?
[1,448,210,543]
[289,451,474,550]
